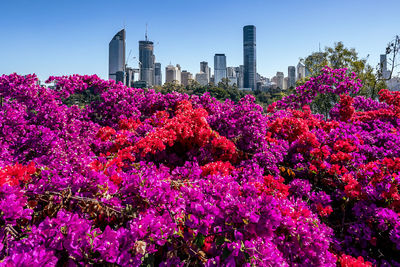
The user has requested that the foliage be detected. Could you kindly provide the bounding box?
[1,70,400,266]
[303,42,387,100]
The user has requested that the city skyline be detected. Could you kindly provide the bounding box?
[1,0,399,83]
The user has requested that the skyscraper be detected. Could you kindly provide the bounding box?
[283,77,288,90]
[154,63,162,86]
[109,29,126,82]
[214,54,227,84]
[288,66,296,88]
[243,25,256,90]
[237,65,244,88]
[181,70,193,86]
[380,54,390,79]
[165,64,181,84]
[195,72,209,86]
[297,62,306,81]
[139,37,155,87]
[276,72,284,89]
[125,67,134,87]
[200,61,210,82]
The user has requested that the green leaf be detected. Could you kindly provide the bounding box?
[215,236,225,246]
[194,232,205,248]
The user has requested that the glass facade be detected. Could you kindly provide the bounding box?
[154,62,162,86]
[109,29,126,81]
[288,66,296,88]
[139,40,155,86]
[214,54,227,84]
[243,25,256,90]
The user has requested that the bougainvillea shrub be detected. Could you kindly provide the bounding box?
[0,67,399,266]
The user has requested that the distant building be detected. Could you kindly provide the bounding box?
[200,61,210,82]
[165,64,181,84]
[276,72,284,89]
[380,54,391,79]
[116,71,125,84]
[125,67,134,87]
[237,65,244,88]
[154,63,162,86]
[214,54,227,84]
[109,29,126,82]
[243,25,257,90]
[227,67,236,77]
[227,67,238,86]
[388,77,400,91]
[288,66,296,88]
[195,72,209,86]
[132,80,148,88]
[283,77,288,90]
[139,39,155,86]
[181,70,193,86]
[297,62,306,81]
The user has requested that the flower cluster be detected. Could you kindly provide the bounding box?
[1,69,400,266]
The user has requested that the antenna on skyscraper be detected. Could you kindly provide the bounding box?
[145,23,148,41]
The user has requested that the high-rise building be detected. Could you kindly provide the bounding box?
[200,61,210,82]
[276,72,284,89]
[283,77,288,90]
[109,29,126,82]
[139,37,155,86]
[181,70,193,86]
[227,67,238,86]
[297,62,306,81]
[154,63,162,86]
[243,25,256,90]
[380,54,390,79]
[227,67,236,77]
[195,73,209,86]
[288,66,296,88]
[214,54,227,84]
[237,65,244,89]
[125,67,134,87]
[165,64,181,84]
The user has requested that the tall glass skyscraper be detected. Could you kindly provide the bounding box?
[288,66,296,88]
[214,54,227,84]
[154,62,162,86]
[243,25,256,90]
[109,29,126,82]
[139,39,155,87]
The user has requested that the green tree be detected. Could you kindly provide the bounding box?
[303,42,387,100]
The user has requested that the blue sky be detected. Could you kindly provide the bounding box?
[1,0,399,82]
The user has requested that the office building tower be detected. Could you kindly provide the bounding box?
[227,67,236,77]
[165,64,181,84]
[200,61,210,82]
[243,25,256,90]
[116,71,125,85]
[109,29,126,82]
[125,67,134,87]
[276,72,284,89]
[380,54,390,79]
[139,35,155,86]
[227,67,238,86]
[288,66,296,88]
[283,77,288,90]
[297,62,306,81]
[214,54,227,84]
[195,73,209,86]
[237,65,244,88]
[181,70,193,86]
[154,63,162,86]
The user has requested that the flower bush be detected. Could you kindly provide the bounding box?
[0,67,399,266]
